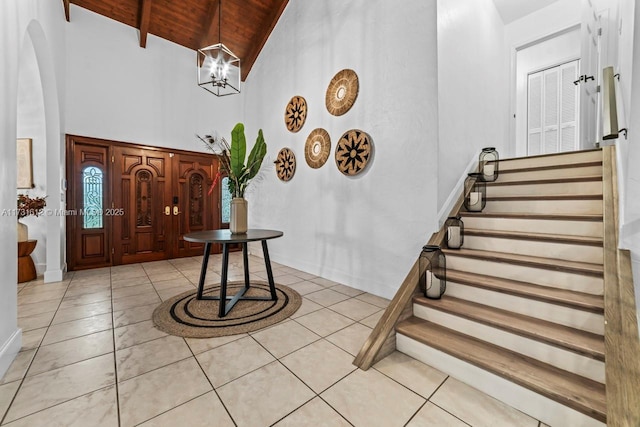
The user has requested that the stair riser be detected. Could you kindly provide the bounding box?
[446,255,603,295]
[412,304,604,383]
[497,166,602,182]
[460,216,603,238]
[487,181,602,197]
[396,334,605,427]
[463,236,603,264]
[445,282,604,334]
[499,151,602,171]
[482,199,602,215]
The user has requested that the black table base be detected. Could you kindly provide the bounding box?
[196,240,278,317]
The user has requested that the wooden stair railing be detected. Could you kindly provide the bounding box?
[602,145,640,427]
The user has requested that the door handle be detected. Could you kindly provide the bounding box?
[173,206,181,215]
[164,206,171,216]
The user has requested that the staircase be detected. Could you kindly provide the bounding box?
[395,149,607,426]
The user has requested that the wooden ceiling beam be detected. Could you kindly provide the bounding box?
[63,0,70,21]
[138,0,152,48]
[241,0,288,81]
[200,0,220,47]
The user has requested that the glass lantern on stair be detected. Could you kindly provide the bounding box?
[444,216,464,249]
[419,245,447,299]
[464,173,486,212]
[479,147,499,182]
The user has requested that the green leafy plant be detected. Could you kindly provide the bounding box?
[198,123,267,198]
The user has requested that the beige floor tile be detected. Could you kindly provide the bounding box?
[374,351,448,398]
[272,274,305,286]
[114,319,167,350]
[17,289,65,305]
[17,311,55,332]
[325,323,372,356]
[218,361,315,427]
[110,268,147,282]
[430,378,539,427]
[184,333,246,355]
[146,270,185,283]
[360,309,384,328]
[111,275,152,289]
[58,290,111,309]
[0,350,36,385]
[406,402,468,427]
[41,313,112,346]
[290,297,323,319]
[330,283,365,297]
[309,277,341,288]
[540,423,551,427]
[329,298,380,321]
[251,320,320,358]
[112,291,161,312]
[64,283,110,297]
[116,335,191,381]
[112,303,158,328]
[280,340,356,393]
[3,385,118,427]
[151,277,193,290]
[4,353,115,423]
[355,293,390,308]
[118,357,212,427]
[288,270,318,281]
[20,327,47,351]
[305,289,351,307]
[18,282,68,296]
[285,281,325,296]
[0,381,20,420]
[321,368,425,427]
[52,300,112,325]
[111,283,156,299]
[16,300,59,318]
[196,336,275,387]
[295,308,354,337]
[138,391,234,427]
[29,330,113,376]
[273,397,351,427]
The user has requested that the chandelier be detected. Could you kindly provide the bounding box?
[197,0,240,96]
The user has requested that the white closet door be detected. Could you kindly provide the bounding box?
[527,74,543,155]
[543,68,559,154]
[560,60,579,152]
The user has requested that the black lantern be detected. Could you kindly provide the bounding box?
[419,245,447,299]
[464,173,486,212]
[479,147,499,182]
[444,216,464,249]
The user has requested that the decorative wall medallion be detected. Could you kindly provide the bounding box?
[335,129,372,176]
[284,96,308,133]
[275,148,296,181]
[305,128,331,169]
[325,69,359,116]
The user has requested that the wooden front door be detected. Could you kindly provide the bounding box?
[66,135,222,270]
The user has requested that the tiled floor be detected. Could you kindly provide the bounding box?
[1,253,549,426]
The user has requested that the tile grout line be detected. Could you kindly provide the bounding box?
[108,268,123,427]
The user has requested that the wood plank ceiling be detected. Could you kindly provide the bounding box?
[65,0,289,81]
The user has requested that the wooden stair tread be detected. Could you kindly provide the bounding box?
[485,194,602,201]
[442,248,604,277]
[446,269,604,313]
[497,161,602,174]
[413,296,604,360]
[464,228,603,247]
[396,317,606,422]
[486,175,602,186]
[460,212,603,221]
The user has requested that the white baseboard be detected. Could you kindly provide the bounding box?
[437,154,478,228]
[0,328,22,380]
[44,269,64,283]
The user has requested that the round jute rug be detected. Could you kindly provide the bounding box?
[152,281,301,338]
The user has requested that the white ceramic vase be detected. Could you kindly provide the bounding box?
[230,198,248,234]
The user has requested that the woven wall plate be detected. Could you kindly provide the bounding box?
[284,96,308,133]
[335,129,372,176]
[325,69,359,116]
[275,148,296,181]
[305,128,331,169]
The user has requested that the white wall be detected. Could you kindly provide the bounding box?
[514,28,581,156]
[243,0,439,299]
[436,0,509,212]
[17,36,47,274]
[0,0,66,381]
[65,6,243,151]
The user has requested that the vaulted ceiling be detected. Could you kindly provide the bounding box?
[62,0,289,81]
